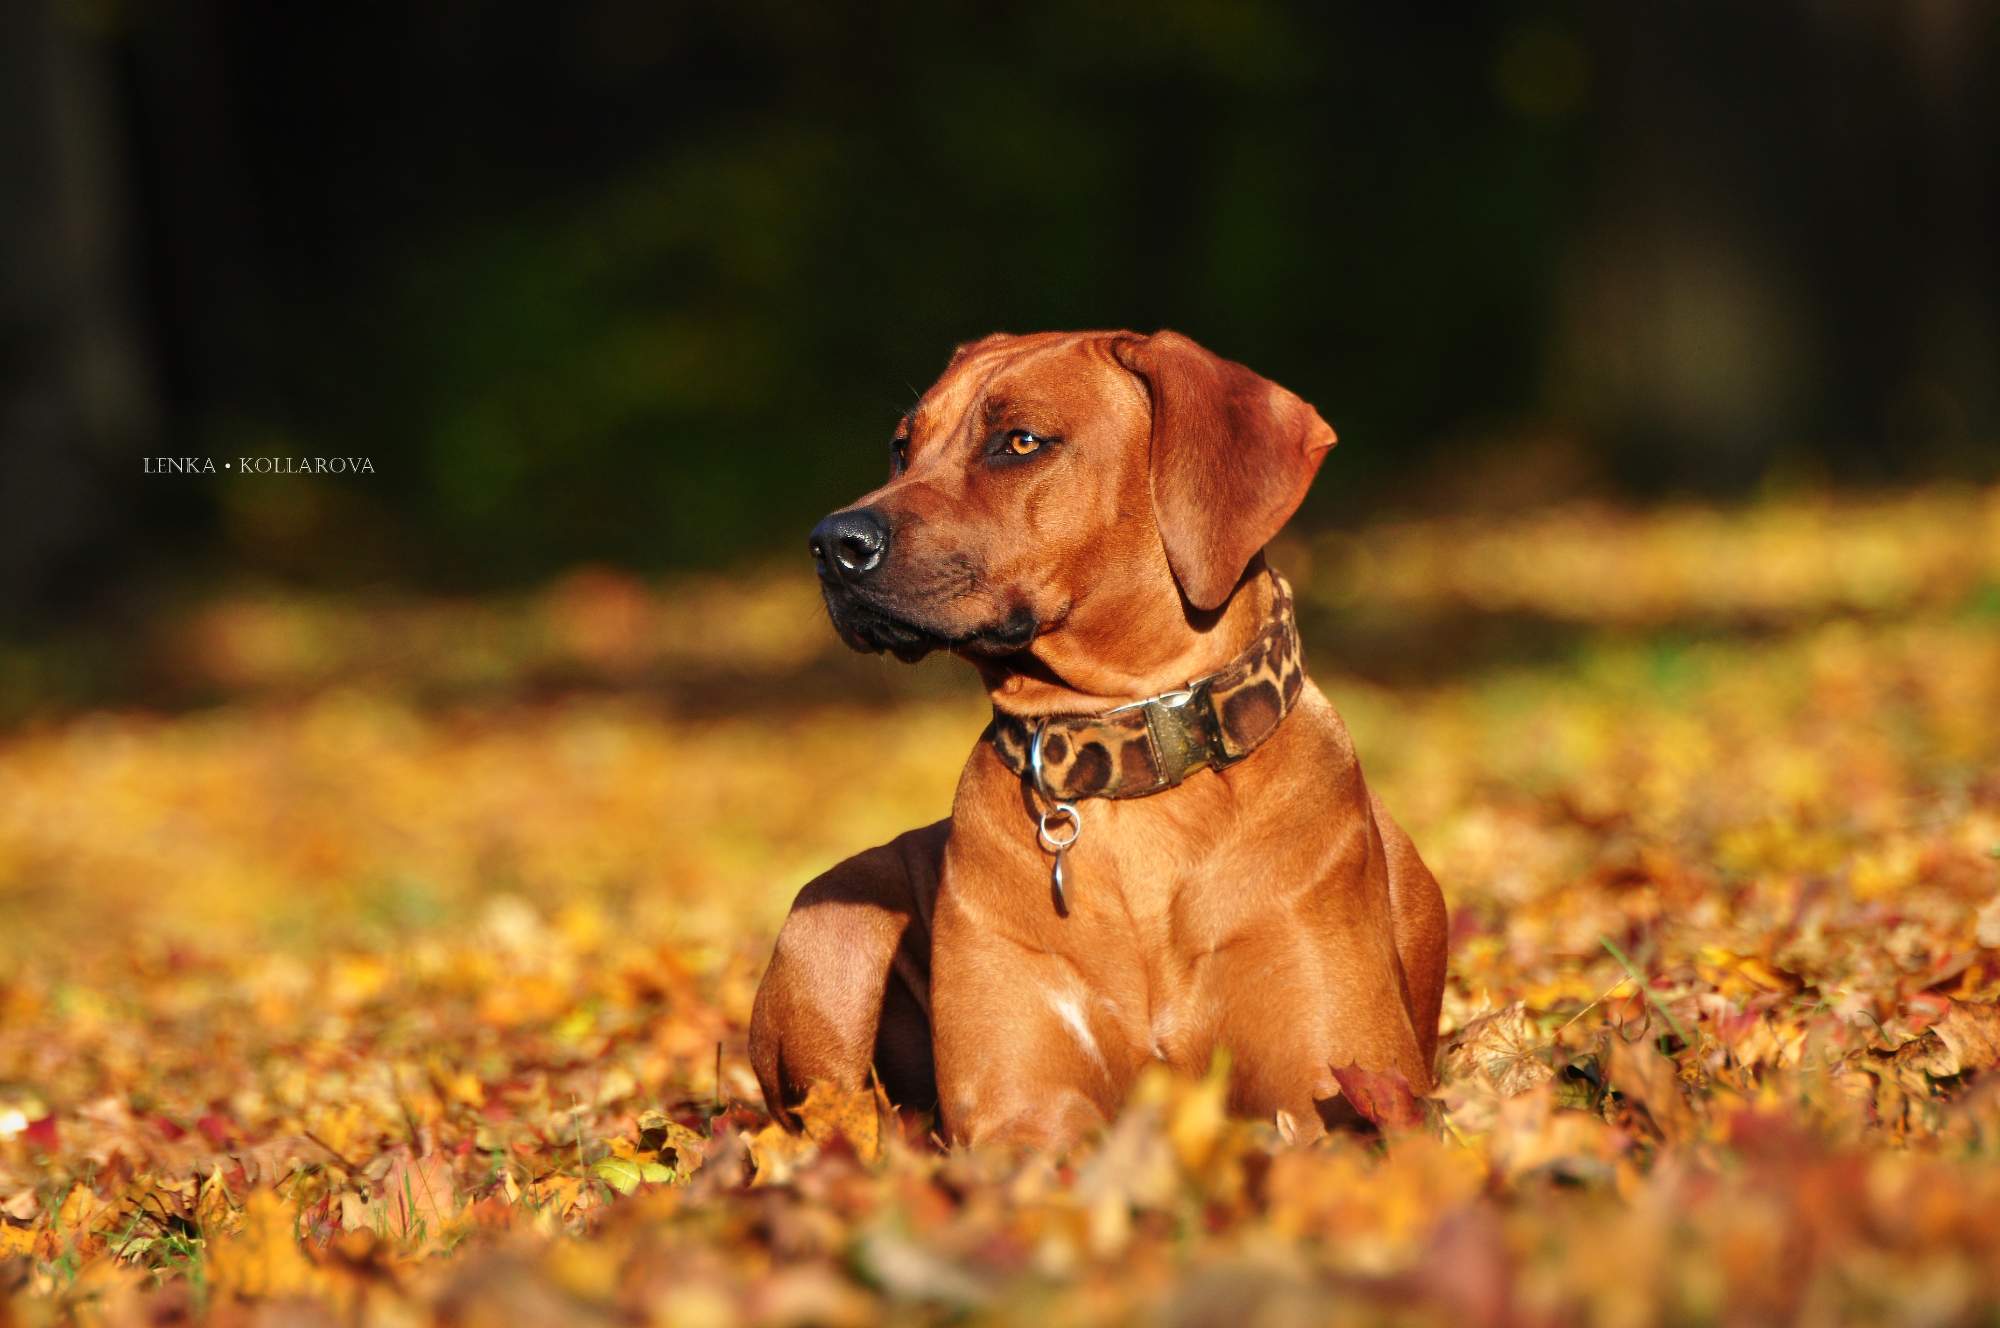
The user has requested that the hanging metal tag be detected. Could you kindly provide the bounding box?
[1037,803,1081,914]
[1028,720,1083,914]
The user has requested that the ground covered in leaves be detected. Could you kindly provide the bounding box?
[3,485,1999,1325]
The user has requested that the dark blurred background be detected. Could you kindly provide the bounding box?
[3,1,1995,628]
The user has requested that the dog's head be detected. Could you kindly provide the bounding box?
[810,330,1336,685]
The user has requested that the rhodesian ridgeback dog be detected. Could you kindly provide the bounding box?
[749,330,1447,1148]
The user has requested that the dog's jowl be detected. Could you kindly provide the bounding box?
[750,330,1448,1148]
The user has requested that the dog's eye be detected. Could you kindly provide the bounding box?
[889,436,909,475]
[984,426,1057,467]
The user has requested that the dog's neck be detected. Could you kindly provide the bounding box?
[980,563,1305,803]
[974,557,1281,719]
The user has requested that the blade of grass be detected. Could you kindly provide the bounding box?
[1599,934,1691,1048]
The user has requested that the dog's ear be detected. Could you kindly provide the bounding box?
[1111,331,1337,611]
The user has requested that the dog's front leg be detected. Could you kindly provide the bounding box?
[749,820,944,1129]
[928,883,1149,1149]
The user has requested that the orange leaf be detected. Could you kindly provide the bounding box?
[747,1080,881,1185]
[1931,1000,2000,1072]
[795,1080,881,1162]
[1603,1036,1696,1140]
[745,1121,816,1188]
[1331,1063,1427,1131]
[206,1190,322,1301]
[1897,999,2000,1078]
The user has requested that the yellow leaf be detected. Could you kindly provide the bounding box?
[54,1182,100,1244]
[746,1121,816,1188]
[745,1083,883,1186]
[529,1173,585,1218]
[305,1102,372,1165]
[591,1156,673,1194]
[328,954,392,1010]
[195,1164,234,1236]
[1167,1058,1229,1173]
[427,1057,486,1108]
[206,1190,321,1301]
[637,1110,709,1176]
[794,1080,880,1162]
[477,974,569,1027]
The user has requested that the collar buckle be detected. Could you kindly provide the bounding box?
[989,568,1298,804]
[1120,678,1230,789]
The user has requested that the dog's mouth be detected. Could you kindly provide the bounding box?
[822,588,1039,664]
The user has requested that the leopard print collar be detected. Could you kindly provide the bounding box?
[987,568,1305,803]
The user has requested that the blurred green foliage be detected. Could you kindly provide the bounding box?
[281,4,1578,582]
[7,2,1995,602]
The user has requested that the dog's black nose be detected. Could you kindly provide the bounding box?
[809,508,890,580]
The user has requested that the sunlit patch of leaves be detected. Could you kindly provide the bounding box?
[3,485,1999,1323]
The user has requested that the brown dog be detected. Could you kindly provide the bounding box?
[749,330,1446,1148]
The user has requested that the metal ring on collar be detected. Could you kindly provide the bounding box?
[1037,802,1081,852]
[1028,718,1055,803]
